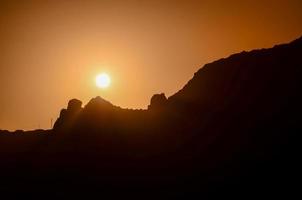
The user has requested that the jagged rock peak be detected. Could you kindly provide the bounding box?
[84,96,114,110]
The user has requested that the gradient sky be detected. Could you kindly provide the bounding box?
[0,0,302,130]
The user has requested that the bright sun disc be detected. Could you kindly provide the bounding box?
[96,73,111,88]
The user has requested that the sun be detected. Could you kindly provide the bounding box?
[96,73,111,88]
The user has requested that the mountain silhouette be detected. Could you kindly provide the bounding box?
[1,37,302,198]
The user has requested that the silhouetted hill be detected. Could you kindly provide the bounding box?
[1,36,302,198]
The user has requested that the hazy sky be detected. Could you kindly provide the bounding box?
[1,0,302,130]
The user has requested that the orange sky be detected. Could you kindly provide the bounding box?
[0,0,302,130]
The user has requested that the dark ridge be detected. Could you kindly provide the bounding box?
[169,36,302,103]
[0,36,301,198]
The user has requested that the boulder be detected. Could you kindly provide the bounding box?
[67,99,82,113]
[148,93,167,110]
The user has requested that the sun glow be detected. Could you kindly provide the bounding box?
[96,73,111,88]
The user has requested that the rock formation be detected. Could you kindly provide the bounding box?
[148,93,167,110]
[53,98,82,129]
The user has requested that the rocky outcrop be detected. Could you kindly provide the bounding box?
[148,93,167,110]
[53,99,83,129]
[53,97,117,130]
[67,99,82,113]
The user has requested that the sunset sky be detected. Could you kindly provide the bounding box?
[0,0,302,130]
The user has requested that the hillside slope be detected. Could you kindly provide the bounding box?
[1,36,302,198]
